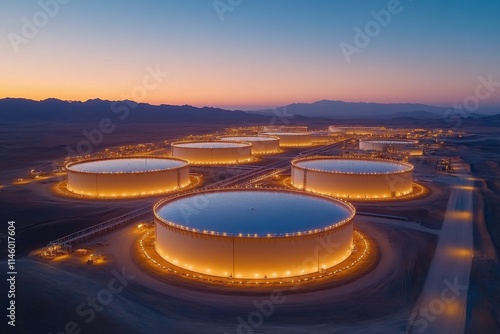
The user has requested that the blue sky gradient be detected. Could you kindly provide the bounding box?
[1,0,499,112]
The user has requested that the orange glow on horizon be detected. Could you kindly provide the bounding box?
[3,59,491,110]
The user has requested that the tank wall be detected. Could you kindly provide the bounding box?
[406,147,423,156]
[350,130,385,135]
[263,126,308,132]
[67,165,189,197]
[155,223,233,275]
[249,140,279,154]
[291,166,413,198]
[359,141,376,150]
[179,166,191,187]
[155,219,353,279]
[233,222,353,278]
[291,165,306,189]
[329,127,385,135]
[275,135,313,147]
[172,146,251,164]
[328,126,341,133]
[311,135,333,144]
[67,171,97,196]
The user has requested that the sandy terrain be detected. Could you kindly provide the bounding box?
[8,219,436,334]
[2,121,498,333]
[456,138,500,333]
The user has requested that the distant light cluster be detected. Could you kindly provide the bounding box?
[359,139,423,156]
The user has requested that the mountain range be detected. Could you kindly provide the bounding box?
[0,98,498,127]
[252,100,457,119]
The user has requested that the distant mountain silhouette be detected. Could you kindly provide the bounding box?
[0,98,497,128]
[460,113,500,126]
[250,100,446,118]
[0,98,271,125]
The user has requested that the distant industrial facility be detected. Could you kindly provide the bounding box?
[328,126,387,135]
[359,139,423,156]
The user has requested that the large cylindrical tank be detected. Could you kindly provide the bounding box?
[291,157,413,199]
[154,189,355,279]
[171,141,252,164]
[66,157,190,198]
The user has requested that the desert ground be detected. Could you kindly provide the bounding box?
[1,121,499,334]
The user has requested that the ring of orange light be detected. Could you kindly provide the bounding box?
[291,156,414,199]
[283,178,426,202]
[138,228,373,287]
[262,125,309,132]
[328,126,387,135]
[65,156,190,198]
[153,188,356,279]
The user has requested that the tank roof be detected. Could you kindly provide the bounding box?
[294,158,412,173]
[67,157,187,173]
[155,189,353,236]
[219,136,278,142]
[361,139,418,144]
[173,141,249,148]
[260,132,310,136]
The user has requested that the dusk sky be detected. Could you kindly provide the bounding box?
[1,0,500,111]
